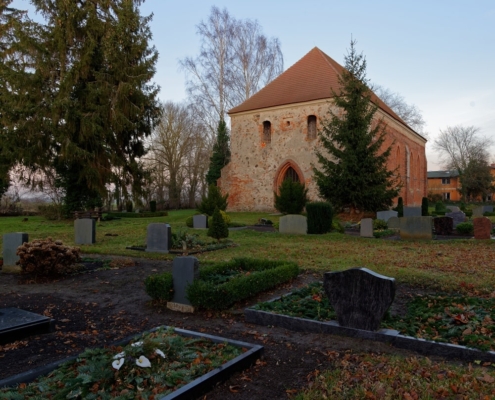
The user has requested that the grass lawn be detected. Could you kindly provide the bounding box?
[1,210,495,293]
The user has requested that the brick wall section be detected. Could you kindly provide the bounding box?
[220,99,427,212]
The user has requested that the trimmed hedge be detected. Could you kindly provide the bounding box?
[187,258,300,310]
[306,202,333,234]
[106,211,168,218]
[144,272,174,301]
[456,222,474,235]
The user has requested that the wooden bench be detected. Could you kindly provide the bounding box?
[74,209,103,220]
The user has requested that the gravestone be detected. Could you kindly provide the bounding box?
[483,205,494,214]
[387,216,400,229]
[433,216,454,235]
[193,214,208,229]
[376,210,398,222]
[167,256,199,313]
[2,233,28,274]
[146,223,171,253]
[279,215,307,235]
[446,206,460,212]
[360,218,374,238]
[473,217,492,240]
[0,308,54,345]
[399,216,432,240]
[446,211,466,228]
[323,268,395,331]
[403,207,421,217]
[472,206,484,217]
[74,218,96,245]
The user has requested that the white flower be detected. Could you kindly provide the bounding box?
[113,351,125,359]
[112,358,125,370]
[155,349,166,358]
[131,341,143,347]
[136,355,151,368]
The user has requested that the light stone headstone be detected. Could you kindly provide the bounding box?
[74,219,95,245]
[376,210,398,223]
[193,214,208,229]
[360,218,374,238]
[323,267,396,331]
[387,216,400,229]
[279,215,307,235]
[399,216,432,240]
[446,206,460,212]
[403,206,422,217]
[473,217,492,240]
[483,205,493,214]
[167,256,199,313]
[472,206,484,217]
[146,223,171,253]
[2,233,28,274]
[446,211,466,228]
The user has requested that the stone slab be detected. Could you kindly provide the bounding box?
[387,216,400,229]
[323,268,396,331]
[172,256,199,306]
[376,210,398,223]
[74,219,95,245]
[360,218,374,238]
[473,217,491,240]
[400,216,432,240]
[193,214,208,229]
[167,302,195,313]
[445,211,466,228]
[403,206,421,217]
[483,205,494,214]
[0,308,54,345]
[446,206,460,212]
[2,233,28,268]
[279,215,307,235]
[146,223,171,253]
[433,216,454,235]
[472,206,484,217]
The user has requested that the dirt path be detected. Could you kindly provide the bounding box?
[0,256,443,399]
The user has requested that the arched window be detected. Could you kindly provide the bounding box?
[283,166,300,183]
[263,121,271,144]
[307,115,317,140]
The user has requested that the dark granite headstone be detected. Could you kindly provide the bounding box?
[146,223,171,253]
[193,214,208,229]
[483,205,494,214]
[0,308,54,344]
[323,268,395,331]
[434,216,454,235]
[171,256,199,306]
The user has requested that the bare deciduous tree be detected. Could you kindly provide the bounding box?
[373,85,426,135]
[180,6,283,137]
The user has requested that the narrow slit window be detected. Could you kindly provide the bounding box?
[307,115,317,140]
[263,121,271,144]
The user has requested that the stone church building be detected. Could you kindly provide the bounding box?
[219,47,427,211]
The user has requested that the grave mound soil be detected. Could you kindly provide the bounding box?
[0,255,444,399]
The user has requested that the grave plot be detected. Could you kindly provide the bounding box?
[0,326,263,399]
[0,308,54,345]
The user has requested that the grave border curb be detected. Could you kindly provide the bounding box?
[0,326,264,400]
[245,297,495,363]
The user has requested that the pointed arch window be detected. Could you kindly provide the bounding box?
[263,121,271,144]
[283,166,300,183]
[307,115,317,140]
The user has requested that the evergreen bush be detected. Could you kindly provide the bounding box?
[144,272,174,301]
[150,200,156,212]
[274,179,308,214]
[373,219,388,230]
[435,201,446,213]
[395,197,404,217]
[207,207,229,242]
[456,222,474,235]
[306,202,333,234]
[208,210,231,227]
[421,197,429,216]
[197,184,228,216]
[331,220,345,233]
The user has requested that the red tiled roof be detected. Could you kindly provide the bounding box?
[228,47,408,128]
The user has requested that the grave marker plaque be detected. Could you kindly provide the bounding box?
[360,218,374,238]
[473,217,491,240]
[387,216,400,229]
[446,211,466,228]
[433,216,454,235]
[146,223,171,253]
[376,210,398,222]
[279,215,307,235]
[403,207,421,217]
[193,214,208,229]
[74,219,95,245]
[167,256,199,313]
[2,233,28,273]
[400,216,432,240]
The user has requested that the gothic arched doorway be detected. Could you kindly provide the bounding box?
[274,161,304,192]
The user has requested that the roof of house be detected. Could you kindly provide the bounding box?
[228,47,409,130]
[427,170,460,178]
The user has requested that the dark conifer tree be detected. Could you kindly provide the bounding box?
[313,40,400,213]
[207,206,229,242]
[206,119,231,186]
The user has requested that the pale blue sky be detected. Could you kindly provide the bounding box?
[11,0,495,169]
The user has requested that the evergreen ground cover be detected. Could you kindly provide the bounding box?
[0,327,244,399]
[254,282,495,352]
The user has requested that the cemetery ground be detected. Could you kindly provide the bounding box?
[1,211,495,398]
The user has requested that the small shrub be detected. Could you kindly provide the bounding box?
[331,220,344,233]
[207,210,231,227]
[373,219,388,230]
[144,272,174,301]
[465,209,473,218]
[38,204,64,220]
[150,200,157,212]
[460,202,466,212]
[274,179,308,215]
[185,216,194,227]
[421,197,429,216]
[306,202,333,234]
[171,228,205,250]
[373,229,396,238]
[435,201,446,213]
[17,238,81,277]
[197,184,228,216]
[456,222,474,235]
[207,207,229,242]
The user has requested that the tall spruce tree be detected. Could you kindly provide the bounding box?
[206,119,231,185]
[313,40,400,213]
[1,0,160,215]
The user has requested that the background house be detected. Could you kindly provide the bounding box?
[219,48,427,211]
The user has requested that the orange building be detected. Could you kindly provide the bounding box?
[220,47,427,211]
[426,171,462,201]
